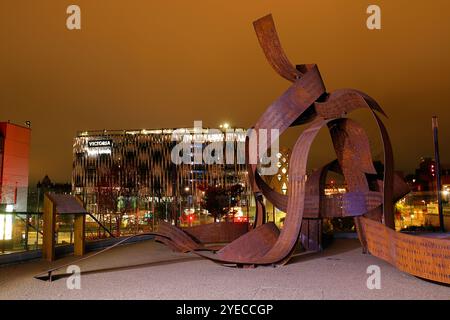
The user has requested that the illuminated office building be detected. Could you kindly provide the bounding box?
[72,127,250,226]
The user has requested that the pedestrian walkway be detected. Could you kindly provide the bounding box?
[1,239,449,299]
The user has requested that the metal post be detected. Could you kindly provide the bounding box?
[36,186,41,249]
[24,213,29,250]
[1,215,5,253]
[70,218,73,244]
[178,197,182,227]
[36,186,41,212]
[165,201,168,221]
[246,195,249,223]
[151,197,155,231]
[432,116,445,232]
[35,214,40,250]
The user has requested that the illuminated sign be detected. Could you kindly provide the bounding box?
[87,139,112,156]
[88,140,112,148]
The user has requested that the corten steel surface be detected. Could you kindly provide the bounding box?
[42,193,88,261]
[359,217,450,284]
[182,14,449,284]
[216,223,280,262]
[155,221,203,253]
[38,14,450,285]
[252,14,301,82]
[46,193,88,214]
[182,222,249,244]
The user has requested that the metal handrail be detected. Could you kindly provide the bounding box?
[34,232,170,281]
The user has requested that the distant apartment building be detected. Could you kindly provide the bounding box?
[407,157,450,193]
[398,157,450,230]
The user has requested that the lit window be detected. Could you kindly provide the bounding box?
[0,214,13,240]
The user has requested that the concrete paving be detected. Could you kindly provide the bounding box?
[0,239,449,300]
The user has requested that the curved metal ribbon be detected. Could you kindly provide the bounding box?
[253,14,302,82]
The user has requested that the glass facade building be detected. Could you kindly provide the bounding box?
[72,127,251,236]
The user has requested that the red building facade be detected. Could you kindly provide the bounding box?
[0,122,31,212]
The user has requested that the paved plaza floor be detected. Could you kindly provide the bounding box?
[0,239,449,300]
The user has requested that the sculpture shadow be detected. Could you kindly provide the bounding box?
[34,256,202,282]
[287,238,362,265]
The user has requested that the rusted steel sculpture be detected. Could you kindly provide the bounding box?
[38,14,450,285]
[156,14,450,284]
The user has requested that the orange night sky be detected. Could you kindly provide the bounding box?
[1,0,450,183]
